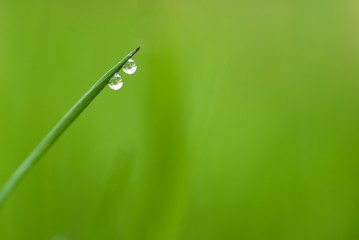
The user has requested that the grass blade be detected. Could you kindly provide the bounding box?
[0,46,140,209]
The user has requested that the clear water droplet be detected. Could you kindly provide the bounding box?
[123,59,137,75]
[108,73,123,90]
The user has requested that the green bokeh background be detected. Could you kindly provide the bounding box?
[1,0,359,239]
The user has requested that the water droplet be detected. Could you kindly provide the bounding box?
[108,73,123,90]
[123,59,137,74]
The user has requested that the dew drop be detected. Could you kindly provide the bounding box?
[123,59,137,74]
[108,73,124,90]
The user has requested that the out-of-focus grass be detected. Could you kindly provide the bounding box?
[1,0,359,239]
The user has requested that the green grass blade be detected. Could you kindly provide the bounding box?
[0,46,141,209]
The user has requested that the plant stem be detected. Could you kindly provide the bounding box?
[0,47,140,209]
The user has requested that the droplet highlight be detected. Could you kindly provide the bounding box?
[108,73,123,90]
[123,59,137,75]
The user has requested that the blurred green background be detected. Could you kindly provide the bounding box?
[1,0,359,239]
